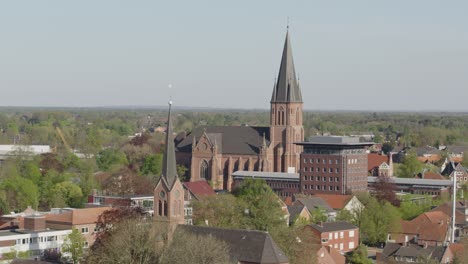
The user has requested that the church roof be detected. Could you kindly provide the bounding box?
[176,126,270,155]
[161,102,178,187]
[271,31,302,103]
[180,225,289,264]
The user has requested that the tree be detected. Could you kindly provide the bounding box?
[192,194,246,228]
[140,153,162,176]
[53,182,84,208]
[88,219,161,264]
[373,176,400,206]
[160,228,231,264]
[397,152,423,178]
[347,244,372,264]
[310,207,328,224]
[1,176,39,211]
[360,197,401,245]
[96,148,128,171]
[177,165,188,181]
[234,179,286,231]
[62,228,86,264]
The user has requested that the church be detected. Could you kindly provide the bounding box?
[175,31,305,191]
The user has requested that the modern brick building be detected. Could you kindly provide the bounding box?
[296,136,373,195]
[231,171,300,198]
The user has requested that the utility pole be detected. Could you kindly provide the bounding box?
[452,169,457,243]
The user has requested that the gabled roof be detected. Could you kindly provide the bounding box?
[367,153,389,171]
[176,126,270,155]
[311,194,353,210]
[397,211,450,242]
[317,246,345,264]
[294,197,334,213]
[431,202,466,225]
[271,31,302,103]
[287,205,309,223]
[180,225,289,264]
[415,172,446,180]
[45,207,111,225]
[183,180,216,200]
[309,221,357,233]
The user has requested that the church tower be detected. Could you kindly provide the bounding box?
[270,30,304,172]
[154,101,185,229]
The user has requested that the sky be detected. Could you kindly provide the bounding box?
[0,1,467,111]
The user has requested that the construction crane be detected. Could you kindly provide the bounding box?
[54,125,72,153]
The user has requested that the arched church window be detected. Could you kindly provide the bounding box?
[200,160,210,180]
[163,201,168,216]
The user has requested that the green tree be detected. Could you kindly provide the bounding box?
[360,197,401,245]
[1,177,39,211]
[234,179,286,231]
[96,148,128,171]
[347,244,372,264]
[397,152,423,178]
[53,182,84,208]
[310,207,328,224]
[192,194,246,228]
[140,153,163,176]
[62,228,86,264]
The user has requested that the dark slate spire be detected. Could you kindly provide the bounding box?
[162,100,178,187]
[271,31,302,103]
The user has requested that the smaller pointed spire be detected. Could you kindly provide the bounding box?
[161,100,178,187]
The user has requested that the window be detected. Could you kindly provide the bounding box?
[81,227,89,234]
[303,167,307,172]
[323,168,326,173]
[310,159,313,163]
[349,230,355,237]
[339,243,344,250]
[334,232,338,239]
[304,176,307,180]
[329,168,333,173]
[329,160,332,164]
[340,232,344,238]
[304,185,308,190]
[323,159,326,164]
[329,186,333,191]
[335,159,339,164]
[200,160,210,180]
[336,168,340,173]
[329,233,332,240]
[304,158,307,163]
[349,241,355,249]
[334,244,338,248]
[335,177,339,182]
[84,241,89,248]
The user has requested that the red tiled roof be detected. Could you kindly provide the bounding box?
[368,153,389,172]
[183,180,215,199]
[312,194,352,210]
[46,207,111,225]
[431,203,465,225]
[396,211,450,242]
[421,172,446,180]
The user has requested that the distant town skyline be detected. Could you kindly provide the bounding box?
[1,1,467,111]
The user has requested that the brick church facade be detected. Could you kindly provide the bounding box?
[175,31,304,190]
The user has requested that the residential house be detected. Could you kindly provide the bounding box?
[182,180,216,225]
[378,243,453,264]
[311,194,364,215]
[432,201,468,239]
[448,163,468,187]
[307,221,359,253]
[293,197,336,221]
[317,246,345,264]
[388,211,451,247]
[180,225,289,264]
[287,205,311,226]
[443,145,466,163]
[45,207,111,248]
[368,153,393,177]
[416,146,442,163]
[415,171,446,180]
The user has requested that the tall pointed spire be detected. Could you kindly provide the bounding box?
[271,30,302,103]
[162,100,178,187]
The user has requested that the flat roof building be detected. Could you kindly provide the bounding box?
[296,136,373,195]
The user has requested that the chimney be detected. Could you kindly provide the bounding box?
[23,215,46,232]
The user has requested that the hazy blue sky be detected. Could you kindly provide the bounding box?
[0,1,467,111]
